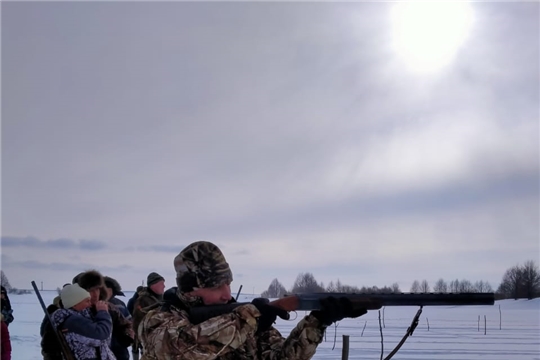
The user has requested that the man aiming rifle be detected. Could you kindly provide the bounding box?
[139,241,494,360]
[139,241,367,360]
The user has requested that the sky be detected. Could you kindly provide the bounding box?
[1,2,539,294]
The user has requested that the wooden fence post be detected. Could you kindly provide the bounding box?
[499,304,502,330]
[341,335,349,360]
[361,321,367,337]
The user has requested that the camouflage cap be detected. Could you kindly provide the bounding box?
[174,241,233,293]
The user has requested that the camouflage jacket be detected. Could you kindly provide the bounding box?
[105,302,134,348]
[139,290,326,360]
[133,289,162,338]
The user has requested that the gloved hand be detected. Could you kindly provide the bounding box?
[311,296,367,326]
[251,298,289,334]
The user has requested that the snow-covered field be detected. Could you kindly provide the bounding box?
[7,291,540,360]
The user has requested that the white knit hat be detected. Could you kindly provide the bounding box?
[61,283,90,309]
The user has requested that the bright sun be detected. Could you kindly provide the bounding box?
[390,2,475,73]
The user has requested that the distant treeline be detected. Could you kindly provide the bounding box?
[261,260,540,300]
[0,270,31,294]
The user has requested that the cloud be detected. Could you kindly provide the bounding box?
[1,257,134,273]
[1,236,107,250]
[135,245,185,253]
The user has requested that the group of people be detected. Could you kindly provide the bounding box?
[34,240,367,359]
[39,269,166,360]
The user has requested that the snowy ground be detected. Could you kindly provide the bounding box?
[7,291,540,359]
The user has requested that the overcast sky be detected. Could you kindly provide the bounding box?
[2,2,538,294]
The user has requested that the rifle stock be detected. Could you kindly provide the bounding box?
[188,292,494,325]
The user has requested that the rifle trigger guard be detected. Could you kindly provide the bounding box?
[288,311,298,321]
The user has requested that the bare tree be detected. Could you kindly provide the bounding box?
[497,273,514,298]
[433,278,448,293]
[521,260,540,299]
[474,280,493,293]
[325,279,361,293]
[340,284,361,293]
[410,280,420,293]
[0,271,12,291]
[373,283,401,293]
[498,265,525,299]
[326,281,337,292]
[291,273,325,294]
[458,279,475,292]
[420,280,430,293]
[449,279,460,293]
[498,261,540,299]
[261,278,287,298]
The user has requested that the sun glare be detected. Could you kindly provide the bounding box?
[390,2,475,74]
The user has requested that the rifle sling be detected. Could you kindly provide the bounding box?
[383,306,423,360]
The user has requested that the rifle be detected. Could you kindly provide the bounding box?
[189,292,494,325]
[235,285,243,301]
[31,281,76,360]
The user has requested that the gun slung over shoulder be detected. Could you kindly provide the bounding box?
[277,292,496,311]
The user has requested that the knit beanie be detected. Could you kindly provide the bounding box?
[147,272,165,286]
[174,241,233,293]
[61,284,90,309]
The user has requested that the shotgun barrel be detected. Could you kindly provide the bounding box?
[287,292,495,311]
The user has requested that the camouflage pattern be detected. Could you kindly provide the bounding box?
[139,289,326,360]
[107,301,135,355]
[174,241,233,293]
[132,288,163,350]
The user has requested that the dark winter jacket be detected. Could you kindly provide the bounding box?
[132,288,162,349]
[41,304,60,336]
[51,307,115,360]
[126,292,140,316]
[40,304,63,360]
[0,287,13,327]
[109,297,130,320]
[107,295,132,360]
[105,302,132,360]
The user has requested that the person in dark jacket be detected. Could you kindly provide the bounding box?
[40,295,64,360]
[104,276,130,319]
[104,276,131,360]
[127,286,144,316]
[40,284,70,337]
[77,270,133,360]
[0,287,13,327]
[131,273,165,359]
[51,284,115,359]
[40,283,71,360]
